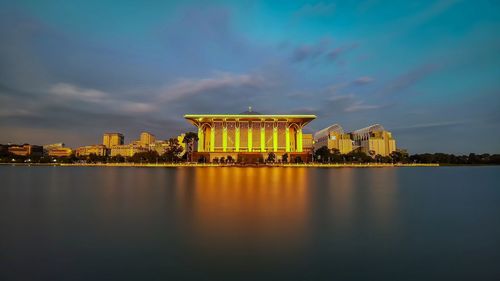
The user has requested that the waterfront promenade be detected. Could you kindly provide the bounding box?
[1,163,439,168]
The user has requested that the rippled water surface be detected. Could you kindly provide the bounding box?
[1,166,499,280]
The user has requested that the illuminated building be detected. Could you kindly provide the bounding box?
[103,133,124,148]
[351,124,396,156]
[302,134,314,153]
[185,111,316,162]
[75,145,107,157]
[139,132,156,147]
[109,144,149,157]
[48,148,73,157]
[7,144,43,157]
[43,143,64,153]
[313,124,353,154]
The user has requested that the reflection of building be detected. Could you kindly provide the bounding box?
[313,124,353,154]
[75,145,107,157]
[8,144,43,157]
[103,133,124,148]
[351,124,396,156]
[185,111,316,162]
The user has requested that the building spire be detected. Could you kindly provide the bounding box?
[248,106,252,113]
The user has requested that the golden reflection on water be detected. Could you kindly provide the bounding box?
[167,167,400,257]
[176,167,310,256]
[35,166,398,256]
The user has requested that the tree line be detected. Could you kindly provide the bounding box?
[313,146,500,165]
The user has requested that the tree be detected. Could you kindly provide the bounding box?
[315,146,330,163]
[390,150,409,163]
[266,152,276,163]
[329,148,342,163]
[282,153,288,163]
[183,131,199,162]
[131,151,159,163]
[162,138,183,162]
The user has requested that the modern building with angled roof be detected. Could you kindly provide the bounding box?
[185,110,316,163]
[351,124,396,156]
[313,124,353,154]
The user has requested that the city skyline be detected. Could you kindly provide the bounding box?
[0,1,499,153]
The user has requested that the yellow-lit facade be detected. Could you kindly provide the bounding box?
[109,145,149,157]
[75,145,107,157]
[313,124,353,154]
[352,124,396,156]
[48,147,73,157]
[185,113,316,162]
[139,132,156,147]
[103,133,124,148]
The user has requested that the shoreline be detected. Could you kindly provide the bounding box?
[1,162,440,168]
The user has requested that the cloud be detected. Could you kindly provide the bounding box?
[344,102,382,112]
[377,63,440,96]
[290,38,358,64]
[49,83,156,114]
[291,38,331,62]
[353,76,375,84]
[326,43,358,61]
[294,2,336,18]
[160,72,266,102]
[391,121,466,132]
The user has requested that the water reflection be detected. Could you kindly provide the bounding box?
[175,168,310,259]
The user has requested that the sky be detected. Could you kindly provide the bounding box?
[0,0,499,153]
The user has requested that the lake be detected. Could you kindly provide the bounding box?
[1,166,499,280]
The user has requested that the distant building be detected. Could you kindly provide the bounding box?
[48,147,73,157]
[75,145,107,157]
[313,124,353,154]
[351,124,396,157]
[139,132,156,147]
[43,143,66,156]
[8,144,43,157]
[103,133,124,148]
[109,144,148,157]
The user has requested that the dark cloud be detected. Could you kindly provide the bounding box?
[290,39,358,64]
[377,63,441,96]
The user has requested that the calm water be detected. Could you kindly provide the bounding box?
[0,166,499,281]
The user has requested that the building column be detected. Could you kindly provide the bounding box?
[285,126,290,152]
[222,121,227,152]
[273,122,278,152]
[260,121,265,152]
[210,124,215,152]
[297,126,303,152]
[248,123,252,152]
[235,122,240,152]
[197,125,204,152]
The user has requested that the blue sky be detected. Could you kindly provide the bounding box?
[0,0,499,153]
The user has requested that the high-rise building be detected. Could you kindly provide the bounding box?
[103,133,124,148]
[139,132,156,147]
[313,124,353,154]
[351,124,396,156]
